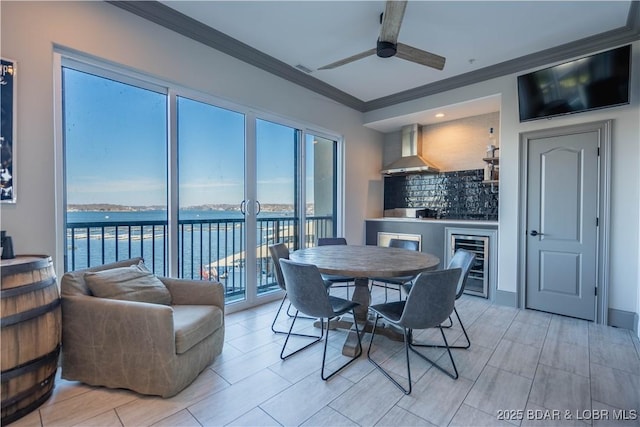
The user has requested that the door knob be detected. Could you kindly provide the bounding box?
[529,230,544,236]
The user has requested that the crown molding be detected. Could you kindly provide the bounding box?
[109,1,640,114]
[107,1,365,111]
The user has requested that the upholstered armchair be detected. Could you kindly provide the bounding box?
[60,258,225,398]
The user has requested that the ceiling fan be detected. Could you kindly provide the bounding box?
[318,0,446,71]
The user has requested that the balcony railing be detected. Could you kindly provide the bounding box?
[66,215,334,302]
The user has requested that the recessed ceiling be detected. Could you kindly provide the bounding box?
[112,1,638,130]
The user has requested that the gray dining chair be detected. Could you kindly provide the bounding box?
[367,268,462,394]
[317,237,354,298]
[268,243,330,337]
[371,238,420,301]
[279,259,362,380]
[404,249,476,349]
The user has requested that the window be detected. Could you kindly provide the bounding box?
[62,67,168,274]
[305,133,339,247]
[60,55,342,307]
[176,96,246,301]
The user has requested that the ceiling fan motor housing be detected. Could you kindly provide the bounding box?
[377,40,397,58]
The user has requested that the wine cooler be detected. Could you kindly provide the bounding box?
[450,234,489,298]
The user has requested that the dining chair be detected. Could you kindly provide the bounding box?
[279,259,363,380]
[317,237,348,246]
[317,237,354,298]
[367,268,462,394]
[268,243,329,337]
[404,249,476,349]
[371,238,420,301]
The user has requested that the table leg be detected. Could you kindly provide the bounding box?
[321,277,403,357]
[342,277,370,357]
[351,278,371,321]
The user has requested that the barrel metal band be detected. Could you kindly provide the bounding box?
[0,276,58,299]
[0,386,55,425]
[0,256,52,277]
[0,298,61,327]
[0,370,56,408]
[0,345,61,381]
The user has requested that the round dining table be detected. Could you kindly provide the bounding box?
[290,244,440,356]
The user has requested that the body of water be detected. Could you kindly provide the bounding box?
[66,209,289,223]
[66,210,306,299]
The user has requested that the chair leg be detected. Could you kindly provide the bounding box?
[285,299,296,317]
[439,326,459,379]
[279,310,324,360]
[333,282,352,299]
[441,315,454,328]
[410,307,471,350]
[285,296,319,321]
[272,294,324,338]
[381,281,400,303]
[271,293,288,333]
[328,282,352,300]
[408,327,459,380]
[320,309,363,380]
[453,307,471,349]
[369,280,387,303]
[367,315,412,394]
[286,300,312,318]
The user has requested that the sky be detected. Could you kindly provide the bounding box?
[63,67,313,208]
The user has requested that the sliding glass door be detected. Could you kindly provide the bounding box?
[177,96,246,302]
[61,56,342,308]
[255,119,298,296]
[62,66,168,274]
[176,111,306,303]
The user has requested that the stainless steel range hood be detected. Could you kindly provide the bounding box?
[380,124,440,175]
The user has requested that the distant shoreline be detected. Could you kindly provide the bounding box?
[67,203,302,213]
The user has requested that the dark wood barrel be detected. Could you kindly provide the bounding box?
[1,255,61,425]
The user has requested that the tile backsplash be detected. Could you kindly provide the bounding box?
[384,169,499,220]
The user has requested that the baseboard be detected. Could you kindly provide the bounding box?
[494,290,518,307]
[490,292,637,333]
[608,308,639,333]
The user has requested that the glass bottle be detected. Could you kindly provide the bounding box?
[484,163,493,181]
[486,127,496,158]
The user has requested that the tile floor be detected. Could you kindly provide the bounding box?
[9,287,640,427]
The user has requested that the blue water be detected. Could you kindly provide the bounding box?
[67,209,248,223]
[65,210,298,296]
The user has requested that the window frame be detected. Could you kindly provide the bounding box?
[54,50,344,311]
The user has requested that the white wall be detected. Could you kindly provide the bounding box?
[366,41,640,323]
[0,1,384,276]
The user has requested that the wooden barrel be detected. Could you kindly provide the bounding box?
[1,255,61,425]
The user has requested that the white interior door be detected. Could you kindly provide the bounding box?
[525,129,599,320]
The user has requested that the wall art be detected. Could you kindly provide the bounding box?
[1,58,16,203]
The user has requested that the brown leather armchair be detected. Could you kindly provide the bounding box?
[60,258,224,397]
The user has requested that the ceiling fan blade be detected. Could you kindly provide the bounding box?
[317,48,377,70]
[396,43,446,70]
[379,0,407,44]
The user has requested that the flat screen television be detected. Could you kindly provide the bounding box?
[517,44,631,122]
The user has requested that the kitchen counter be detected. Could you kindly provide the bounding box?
[365,218,499,276]
[367,217,498,227]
